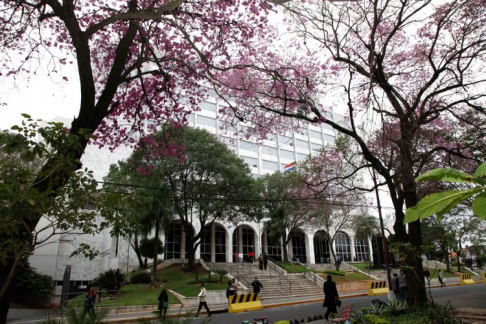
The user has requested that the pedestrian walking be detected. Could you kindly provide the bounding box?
[258,254,264,270]
[398,270,408,302]
[226,280,236,307]
[238,251,243,262]
[438,269,446,287]
[424,268,431,286]
[249,248,255,263]
[392,273,400,299]
[196,283,212,317]
[263,252,269,270]
[322,275,339,321]
[233,251,238,263]
[157,288,169,320]
[251,277,263,295]
[83,287,96,317]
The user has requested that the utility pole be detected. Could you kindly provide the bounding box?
[372,169,392,292]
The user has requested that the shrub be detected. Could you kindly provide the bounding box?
[214,269,228,283]
[384,299,407,316]
[324,270,346,276]
[363,314,390,324]
[12,263,54,298]
[130,272,151,284]
[93,269,125,291]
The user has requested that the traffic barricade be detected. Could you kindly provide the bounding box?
[460,273,475,285]
[228,293,263,313]
[368,281,388,296]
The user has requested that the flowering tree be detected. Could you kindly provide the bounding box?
[216,0,486,304]
[0,0,284,318]
[299,139,367,270]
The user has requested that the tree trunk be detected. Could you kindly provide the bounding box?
[283,234,289,263]
[405,220,426,305]
[445,252,451,273]
[151,218,160,288]
[131,234,145,270]
[329,238,339,271]
[186,234,196,269]
[0,260,14,324]
[457,251,462,273]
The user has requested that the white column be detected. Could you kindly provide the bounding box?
[368,236,374,263]
[350,236,356,262]
[211,224,216,262]
[307,232,315,264]
[255,227,262,257]
[331,240,337,264]
[181,230,187,261]
[238,227,242,252]
[263,229,268,253]
[227,228,234,263]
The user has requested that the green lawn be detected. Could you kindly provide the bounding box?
[274,261,372,282]
[275,261,315,273]
[351,262,384,272]
[326,271,371,282]
[68,265,228,308]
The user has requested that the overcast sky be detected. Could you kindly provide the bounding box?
[1,67,80,131]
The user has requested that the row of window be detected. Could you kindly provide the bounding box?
[162,222,370,263]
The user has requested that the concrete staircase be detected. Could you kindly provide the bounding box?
[204,261,324,301]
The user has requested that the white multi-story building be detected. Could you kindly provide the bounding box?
[29,91,381,289]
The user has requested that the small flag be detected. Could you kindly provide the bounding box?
[284,162,296,174]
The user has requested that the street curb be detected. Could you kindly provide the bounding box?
[101,292,371,322]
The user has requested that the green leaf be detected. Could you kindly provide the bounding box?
[474,163,486,178]
[404,188,483,223]
[472,191,486,220]
[415,168,478,184]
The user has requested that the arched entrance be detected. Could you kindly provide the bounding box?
[314,230,330,263]
[232,225,255,262]
[261,229,283,261]
[200,224,227,262]
[291,230,306,263]
[164,222,194,260]
[354,233,369,262]
[335,231,351,261]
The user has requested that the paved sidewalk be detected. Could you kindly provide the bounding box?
[4,282,470,323]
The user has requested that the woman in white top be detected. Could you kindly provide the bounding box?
[196,283,212,317]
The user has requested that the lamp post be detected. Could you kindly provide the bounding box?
[232,216,240,262]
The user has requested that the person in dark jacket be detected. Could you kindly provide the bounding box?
[263,252,269,270]
[83,287,96,317]
[251,277,263,295]
[258,254,264,270]
[226,280,236,299]
[323,275,339,321]
[157,288,169,319]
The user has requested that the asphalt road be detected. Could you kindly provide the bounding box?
[188,284,486,324]
[7,284,486,323]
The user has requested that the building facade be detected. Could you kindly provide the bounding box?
[29,91,377,288]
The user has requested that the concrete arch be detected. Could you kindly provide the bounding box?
[313,230,331,264]
[289,228,308,263]
[200,222,229,263]
[164,220,196,260]
[231,222,259,262]
[334,231,352,262]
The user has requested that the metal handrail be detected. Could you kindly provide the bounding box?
[199,255,215,272]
